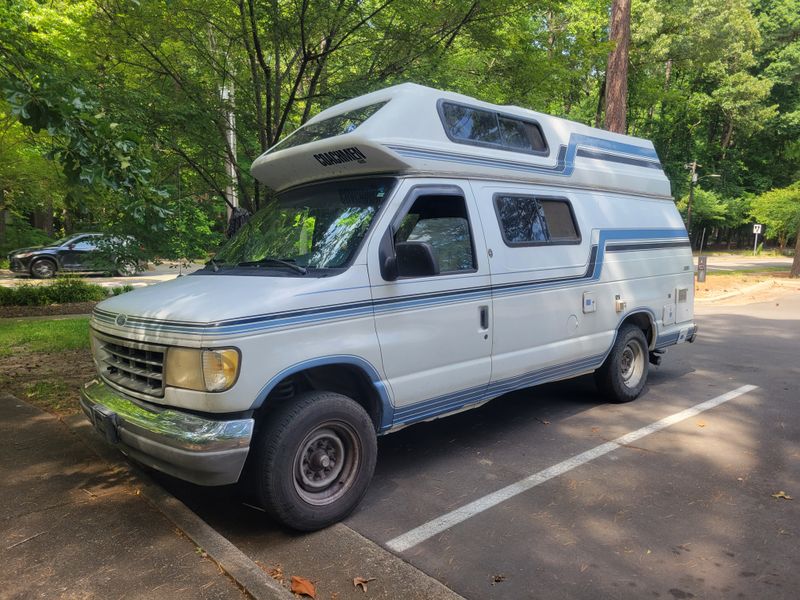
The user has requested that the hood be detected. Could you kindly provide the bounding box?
[9,245,46,255]
[93,267,371,340]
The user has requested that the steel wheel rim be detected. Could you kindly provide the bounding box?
[293,421,361,506]
[32,261,54,277]
[620,340,644,388]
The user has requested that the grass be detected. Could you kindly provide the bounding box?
[705,266,789,276]
[0,317,90,357]
[23,381,76,414]
[697,249,792,257]
[0,316,95,416]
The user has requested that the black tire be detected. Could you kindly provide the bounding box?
[30,258,57,279]
[251,391,377,531]
[594,324,649,403]
[115,260,138,277]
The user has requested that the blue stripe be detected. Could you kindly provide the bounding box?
[388,132,661,179]
[93,228,687,336]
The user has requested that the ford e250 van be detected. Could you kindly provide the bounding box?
[81,83,697,530]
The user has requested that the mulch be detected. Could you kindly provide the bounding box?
[0,302,98,319]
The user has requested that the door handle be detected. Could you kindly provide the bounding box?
[479,305,489,330]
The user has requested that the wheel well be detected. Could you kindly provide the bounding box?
[257,364,384,432]
[620,312,655,348]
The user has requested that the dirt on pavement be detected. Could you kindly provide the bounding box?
[696,272,800,304]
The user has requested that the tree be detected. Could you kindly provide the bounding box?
[750,182,800,251]
[605,0,631,133]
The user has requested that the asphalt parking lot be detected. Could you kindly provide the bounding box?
[156,291,799,599]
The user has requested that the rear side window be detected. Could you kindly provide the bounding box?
[439,101,548,154]
[494,195,580,246]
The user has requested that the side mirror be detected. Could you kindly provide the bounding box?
[379,229,399,281]
[396,241,440,277]
[67,243,76,249]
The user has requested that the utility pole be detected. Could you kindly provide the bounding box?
[221,82,238,222]
[686,160,698,236]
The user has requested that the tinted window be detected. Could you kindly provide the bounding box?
[271,101,388,152]
[440,101,547,154]
[494,195,579,245]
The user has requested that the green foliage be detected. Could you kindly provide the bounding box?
[0,218,54,255]
[750,182,800,248]
[0,316,90,357]
[0,0,799,257]
[0,276,111,306]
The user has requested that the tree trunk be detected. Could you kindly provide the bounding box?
[792,225,800,277]
[604,0,630,134]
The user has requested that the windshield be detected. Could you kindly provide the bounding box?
[50,235,79,247]
[210,177,396,275]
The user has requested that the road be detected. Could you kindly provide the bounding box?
[154,287,800,599]
[1,255,793,288]
[700,254,793,272]
[0,261,204,288]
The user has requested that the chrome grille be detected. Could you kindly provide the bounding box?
[92,330,165,397]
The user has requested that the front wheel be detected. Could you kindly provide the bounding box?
[251,391,377,531]
[594,324,649,403]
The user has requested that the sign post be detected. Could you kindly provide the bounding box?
[697,255,707,283]
[753,223,762,256]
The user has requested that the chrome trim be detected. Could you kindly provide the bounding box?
[91,329,166,398]
[80,379,254,485]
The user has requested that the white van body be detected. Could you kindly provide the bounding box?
[82,83,696,530]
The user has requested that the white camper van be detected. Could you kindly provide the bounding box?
[81,83,696,530]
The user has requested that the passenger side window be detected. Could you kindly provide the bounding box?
[395,195,476,274]
[73,238,98,251]
[494,195,580,245]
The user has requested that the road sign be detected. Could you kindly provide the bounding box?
[753,223,762,234]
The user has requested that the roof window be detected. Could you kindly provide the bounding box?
[439,101,548,155]
[270,100,389,152]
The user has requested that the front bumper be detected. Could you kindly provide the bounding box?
[80,379,254,486]
[9,257,28,273]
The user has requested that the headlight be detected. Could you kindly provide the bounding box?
[14,252,34,259]
[165,347,240,392]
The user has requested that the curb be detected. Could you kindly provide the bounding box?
[63,413,294,600]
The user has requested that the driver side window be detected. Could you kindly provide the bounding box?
[395,195,476,274]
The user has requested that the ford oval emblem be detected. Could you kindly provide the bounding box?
[115,314,127,327]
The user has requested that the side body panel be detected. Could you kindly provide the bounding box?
[471,179,693,393]
[365,178,494,427]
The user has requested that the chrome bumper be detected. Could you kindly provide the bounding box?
[80,379,254,486]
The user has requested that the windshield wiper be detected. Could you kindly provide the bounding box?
[235,257,308,275]
[205,257,221,272]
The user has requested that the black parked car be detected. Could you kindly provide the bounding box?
[8,233,141,279]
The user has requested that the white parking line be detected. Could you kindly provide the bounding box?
[386,384,758,553]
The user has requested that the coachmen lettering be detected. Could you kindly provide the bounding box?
[313,146,367,166]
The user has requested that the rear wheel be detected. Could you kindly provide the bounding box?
[595,324,649,403]
[30,258,57,279]
[115,260,138,276]
[251,391,377,531]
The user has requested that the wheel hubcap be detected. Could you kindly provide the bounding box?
[33,262,53,277]
[293,422,361,506]
[620,341,644,388]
